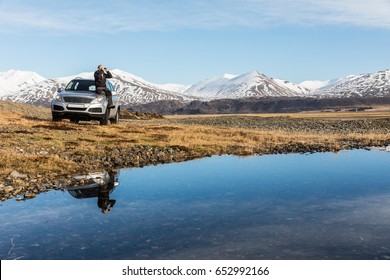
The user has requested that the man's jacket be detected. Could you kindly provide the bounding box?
[94,70,113,88]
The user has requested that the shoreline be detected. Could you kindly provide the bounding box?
[2,142,390,202]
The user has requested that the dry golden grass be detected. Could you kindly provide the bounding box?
[160,124,387,153]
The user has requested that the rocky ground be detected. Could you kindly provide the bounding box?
[0,101,389,202]
[169,115,390,135]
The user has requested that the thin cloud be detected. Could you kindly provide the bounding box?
[254,0,390,28]
[0,0,389,34]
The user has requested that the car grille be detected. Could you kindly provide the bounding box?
[67,107,87,111]
[63,97,93,103]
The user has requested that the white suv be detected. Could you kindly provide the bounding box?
[51,78,120,125]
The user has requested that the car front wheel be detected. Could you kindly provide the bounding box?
[111,109,119,124]
[52,113,62,122]
[99,109,110,125]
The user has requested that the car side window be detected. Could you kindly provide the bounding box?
[65,81,74,90]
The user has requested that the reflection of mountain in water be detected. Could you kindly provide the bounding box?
[65,171,119,199]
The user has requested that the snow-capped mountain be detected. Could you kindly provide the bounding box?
[0,76,16,95]
[155,83,191,94]
[111,69,195,105]
[273,78,310,95]
[0,70,46,97]
[312,70,390,98]
[3,78,67,104]
[1,68,389,106]
[0,69,195,106]
[0,72,92,105]
[299,80,330,91]
[183,71,307,100]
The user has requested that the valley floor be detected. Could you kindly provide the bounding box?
[1,100,390,201]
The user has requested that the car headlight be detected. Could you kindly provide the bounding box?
[91,95,105,104]
[54,94,63,101]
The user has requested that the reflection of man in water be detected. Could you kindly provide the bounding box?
[97,173,116,214]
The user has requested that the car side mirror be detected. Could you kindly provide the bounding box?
[57,87,64,93]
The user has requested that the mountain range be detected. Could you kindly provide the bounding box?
[0,68,389,108]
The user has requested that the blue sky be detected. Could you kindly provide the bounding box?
[0,0,389,85]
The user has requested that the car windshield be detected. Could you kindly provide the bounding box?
[66,80,96,92]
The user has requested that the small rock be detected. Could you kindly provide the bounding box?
[4,186,14,194]
[12,188,22,195]
[9,170,28,179]
[24,192,36,199]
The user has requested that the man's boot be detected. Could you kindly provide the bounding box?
[107,96,115,109]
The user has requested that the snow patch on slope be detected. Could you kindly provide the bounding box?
[312,70,390,97]
[0,70,46,97]
[184,71,305,99]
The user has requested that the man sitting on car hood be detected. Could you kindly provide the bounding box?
[94,65,115,109]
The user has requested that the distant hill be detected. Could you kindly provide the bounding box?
[128,97,390,114]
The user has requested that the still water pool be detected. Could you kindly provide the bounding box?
[1,149,390,260]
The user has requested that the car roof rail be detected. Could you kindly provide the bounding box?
[73,77,93,80]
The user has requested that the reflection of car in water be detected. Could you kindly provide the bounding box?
[64,171,119,214]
